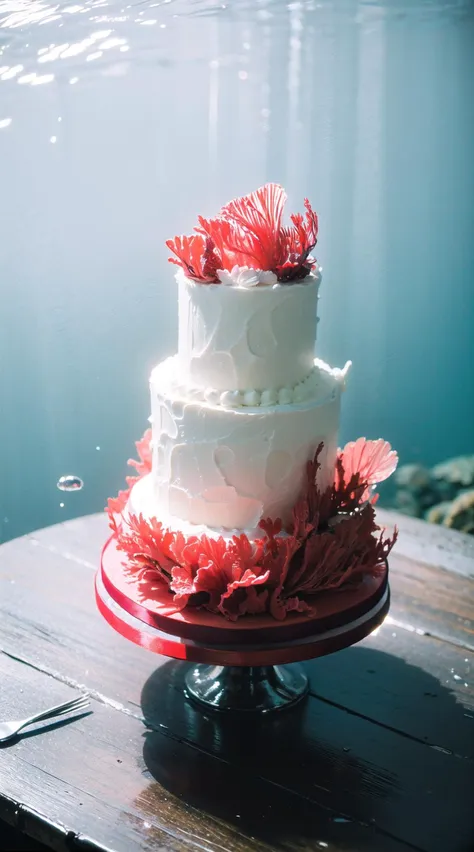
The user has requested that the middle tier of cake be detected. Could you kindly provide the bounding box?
[148,356,348,533]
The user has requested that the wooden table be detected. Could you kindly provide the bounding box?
[0,511,473,852]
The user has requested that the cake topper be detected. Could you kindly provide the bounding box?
[166,183,318,285]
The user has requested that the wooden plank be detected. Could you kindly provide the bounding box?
[0,653,412,852]
[25,514,107,572]
[389,550,474,648]
[377,509,474,580]
[306,621,474,758]
[0,521,472,754]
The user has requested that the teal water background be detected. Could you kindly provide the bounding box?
[1,0,473,543]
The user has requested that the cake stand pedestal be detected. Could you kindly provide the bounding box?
[183,663,309,712]
[95,535,390,713]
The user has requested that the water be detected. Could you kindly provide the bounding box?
[1,0,473,542]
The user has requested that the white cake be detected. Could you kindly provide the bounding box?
[110,185,399,623]
[131,269,350,537]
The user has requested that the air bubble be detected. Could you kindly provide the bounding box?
[57,475,84,492]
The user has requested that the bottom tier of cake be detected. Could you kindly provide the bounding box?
[108,431,398,624]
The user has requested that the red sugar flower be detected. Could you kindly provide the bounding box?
[166,183,319,284]
[276,198,319,281]
[336,439,398,501]
[127,428,153,477]
[106,429,153,533]
[169,533,272,618]
[166,234,222,284]
[284,504,395,600]
[258,517,283,555]
[218,182,287,272]
[196,216,247,271]
[117,513,176,583]
[289,443,334,537]
[106,490,130,534]
[218,569,270,620]
[170,534,235,609]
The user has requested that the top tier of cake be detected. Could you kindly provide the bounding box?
[177,271,321,394]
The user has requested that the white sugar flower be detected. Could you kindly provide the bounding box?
[217,265,277,288]
[233,266,260,287]
[257,269,278,286]
[216,268,236,286]
[217,265,259,287]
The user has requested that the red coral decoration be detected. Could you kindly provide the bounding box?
[336,438,399,503]
[117,513,176,581]
[166,183,319,284]
[276,198,319,282]
[105,429,152,534]
[166,235,221,284]
[106,490,130,535]
[217,182,288,272]
[127,428,152,477]
[106,430,398,622]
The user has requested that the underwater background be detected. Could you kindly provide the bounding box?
[1,0,473,542]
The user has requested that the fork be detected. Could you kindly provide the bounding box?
[0,693,90,743]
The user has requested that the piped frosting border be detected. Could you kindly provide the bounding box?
[151,357,352,410]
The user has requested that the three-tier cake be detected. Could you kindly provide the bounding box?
[106,184,398,622]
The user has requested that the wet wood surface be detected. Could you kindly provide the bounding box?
[0,511,473,852]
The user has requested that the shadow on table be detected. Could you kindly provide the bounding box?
[138,646,472,848]
[0,821,52,851]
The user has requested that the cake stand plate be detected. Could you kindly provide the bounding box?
[96,535,390,713]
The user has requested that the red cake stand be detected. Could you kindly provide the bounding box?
[96,535,390,713]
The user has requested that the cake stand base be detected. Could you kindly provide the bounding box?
[184,663,309,713]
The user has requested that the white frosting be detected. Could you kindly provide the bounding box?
[151,355,351,410]
[149,358,342,532]
[177,270,321,392]
[128,474,256,542]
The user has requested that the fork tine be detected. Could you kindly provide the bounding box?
[38,700,91,723]
[29,699,90,727]
[27,694,90,726]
